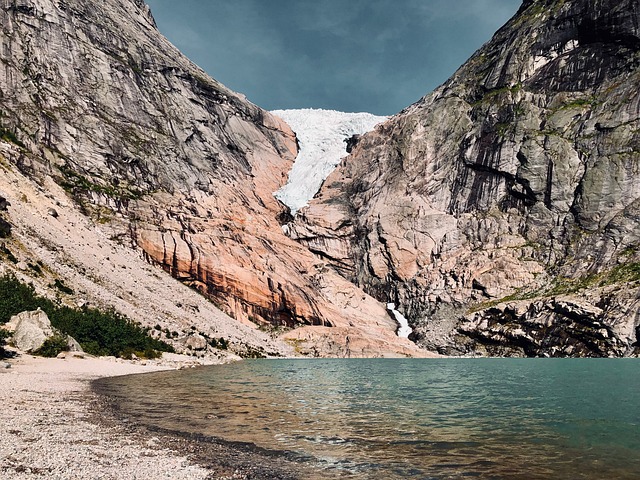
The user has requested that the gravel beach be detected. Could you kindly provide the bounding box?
[0,354,306,480]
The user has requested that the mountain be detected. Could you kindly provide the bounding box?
[0,0,426,358]
[289,0,640,357]
[2,0,637,359]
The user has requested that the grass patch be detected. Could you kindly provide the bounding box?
[468,262,640,313]
[551,96,599,114]
[472,84,522,106]
[0,126,25,148]
[0,274,174,358]
[57,164,144,202]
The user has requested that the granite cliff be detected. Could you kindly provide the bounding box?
[2,0,638,358]
[289,0,640,357]
[0,0,423,357]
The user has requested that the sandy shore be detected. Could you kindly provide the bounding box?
[0,354,304,480]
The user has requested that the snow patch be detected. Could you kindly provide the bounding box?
[387,303,413,338]
[272,108,387,215]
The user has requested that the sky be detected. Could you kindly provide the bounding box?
[146,0,522,116]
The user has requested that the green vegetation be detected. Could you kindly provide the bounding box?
[550,96,599,114]
[27,262,43,275]
[472,84,522,107]
[469,261,640,313]
[33,334,69,358]
[0,244,17,263]
[0,126,25,148]
[0,328,10,358]
[0,274,174,358]
[57,164,144,202]
[208,337,228,350]
[52,278,74,295]
[0,219,11,239]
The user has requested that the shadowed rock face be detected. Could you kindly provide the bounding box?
[289,0,640,356]
[0,0,422,357]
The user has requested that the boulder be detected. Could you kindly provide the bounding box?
[66,335,84,352]
[7,309,82,354]
[183,333,208,351]
[9,309,55,352]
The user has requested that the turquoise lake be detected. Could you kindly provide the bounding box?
[96,359,640,479]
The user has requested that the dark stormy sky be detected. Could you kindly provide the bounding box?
[145,0,523,115]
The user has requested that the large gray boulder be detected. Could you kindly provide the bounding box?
[7,309,83,353]
[8,309,55,352]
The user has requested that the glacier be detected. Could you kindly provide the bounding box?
[272,108,387,215]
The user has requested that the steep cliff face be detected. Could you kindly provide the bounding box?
[0,0,422,357]
[289,0,640,356]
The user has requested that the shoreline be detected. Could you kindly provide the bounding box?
[0,353,305,480]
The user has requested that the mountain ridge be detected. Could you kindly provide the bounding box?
[288,0,640,357]
[0,0,427,358]
[1,0,638,358]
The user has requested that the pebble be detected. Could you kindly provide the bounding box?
[0,361,209,479]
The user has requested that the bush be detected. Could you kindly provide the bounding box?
[52,279,74,295]
[0,328,10,358]
[0,274,174,358]
[33,334,69,358]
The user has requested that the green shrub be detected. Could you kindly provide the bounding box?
[0,274,174,358]
[33,334,69,358]
[0,127,25,148]
[0,328,10,358]
[52,279,74,295]
[208,337,228,350]
[0,244,17,263]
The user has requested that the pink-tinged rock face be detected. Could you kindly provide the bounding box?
[286,0,640,356]
[0,0,428,358]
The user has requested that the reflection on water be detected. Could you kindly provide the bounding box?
[96,359,640,479]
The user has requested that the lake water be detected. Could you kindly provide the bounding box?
[96,359,640,479]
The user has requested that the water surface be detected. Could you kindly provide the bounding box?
[96,359,640,479]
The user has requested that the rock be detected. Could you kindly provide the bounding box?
[57,351,88,360]
[47,208,58,218]
[0,196,9,211]
[455,293,631,358]
[0,0,436,358]
[1,362,10,369]
[9,309,55,353]
[5,0,638,358]
[66,336,84,353]
[183,334,208,351]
